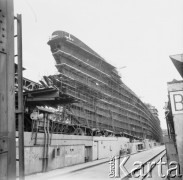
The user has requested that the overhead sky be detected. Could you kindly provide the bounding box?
[14,0,183,129]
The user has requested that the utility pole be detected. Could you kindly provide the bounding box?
[0,0,16,180]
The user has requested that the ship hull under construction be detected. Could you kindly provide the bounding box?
[47,30,162,142]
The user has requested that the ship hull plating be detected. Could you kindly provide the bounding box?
[47,30,162,142]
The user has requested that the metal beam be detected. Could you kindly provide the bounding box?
[0,0,16,180]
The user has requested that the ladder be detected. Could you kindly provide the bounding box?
[14,14,25,180]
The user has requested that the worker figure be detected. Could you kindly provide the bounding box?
[120,148,128,157]
[119,148,124,157]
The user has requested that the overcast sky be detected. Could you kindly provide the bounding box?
[14,0,183,129]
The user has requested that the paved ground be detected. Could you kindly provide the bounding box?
[25,146,166,180]
[143,154,167,180]
[25,158,109,180]
[122,145,165,179]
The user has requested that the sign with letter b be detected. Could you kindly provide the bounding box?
[170,91,183,115]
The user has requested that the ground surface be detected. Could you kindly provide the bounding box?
[25,146,167,180]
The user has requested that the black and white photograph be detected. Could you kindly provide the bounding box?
[0,0,183,180]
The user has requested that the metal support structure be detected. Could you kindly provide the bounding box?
[16,14,25,180]
[93,98,98,129]
[82,102,89,128]
[109,109,115,132]
[0,0,16,180]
